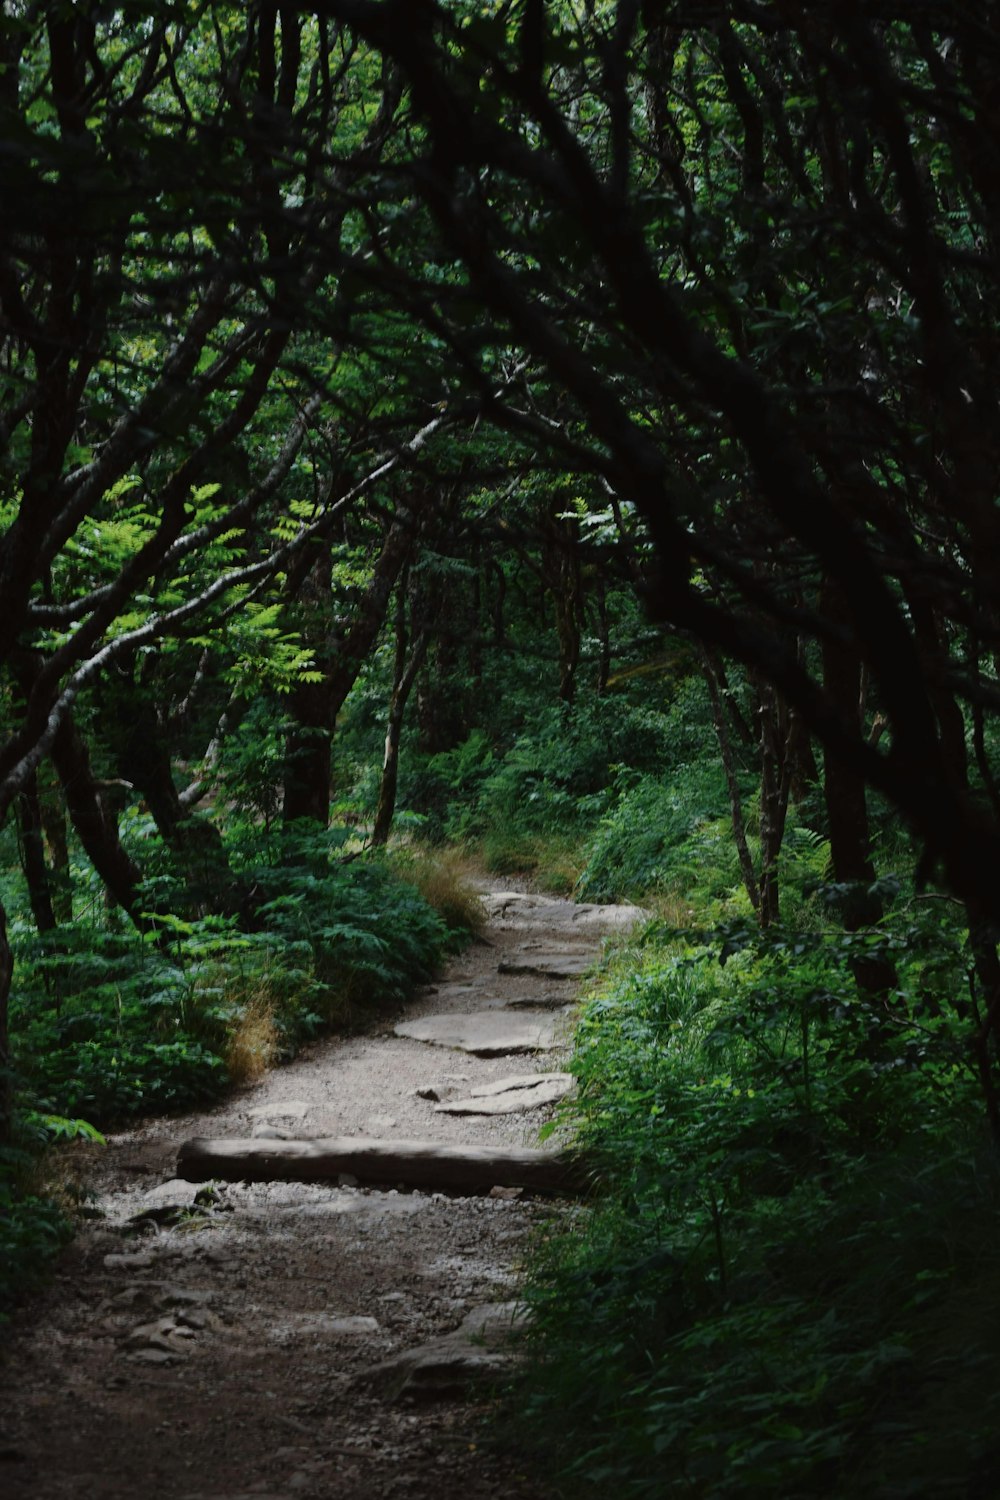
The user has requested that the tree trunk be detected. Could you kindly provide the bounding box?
[0,899,12,1144]
[38,764,72,922]
[285,502,425,826]
[283,540,335,826]
[16,771,58,934]
[113,683,236,917]
[820,579,899,996]
[755,676,792,928]
[544,511,583,705]
[702,649,760,914]
[50,715,145,925]
[372,585,430,847]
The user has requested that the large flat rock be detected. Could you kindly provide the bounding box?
[482,891,649,931]
[394,1009,565,1055]
[434,1072,575,1115]
[501,989,576,1010]
[497,949,594,979]
[247,1099,310,1120]
[360,1302,525,1400]
[420,979,576,1011]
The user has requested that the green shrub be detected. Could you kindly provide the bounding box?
[398,699,674,847]
[577,764,734,902]
[10,825,452,1129]
[513,905,993,1497]
[0,1112,88,1321]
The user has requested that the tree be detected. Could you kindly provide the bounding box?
[290,0,1000,1115]
[0,1,495,1127]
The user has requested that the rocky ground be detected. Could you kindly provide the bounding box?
[0,888,644,1500]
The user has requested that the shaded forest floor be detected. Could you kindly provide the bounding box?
[0,884,642,1500]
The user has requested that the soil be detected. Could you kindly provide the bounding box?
[0,886,644,1500]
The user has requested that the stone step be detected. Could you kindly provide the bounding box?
[394,1009,567,1055]
[432,1072,575,1115]
[176,1135,588,1195]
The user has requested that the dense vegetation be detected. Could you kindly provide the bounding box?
[3,2,1000,1491]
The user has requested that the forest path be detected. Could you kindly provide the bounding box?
[1,885,644,1500]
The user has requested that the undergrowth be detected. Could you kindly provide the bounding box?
[9,834,453,1127]
[512,893,1000,1497]
[1,824,471,1314]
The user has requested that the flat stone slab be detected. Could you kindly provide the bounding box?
[501,990,576,1010]
[434,1073,575,1115]
[482,891,649,931]
[360,1302,525,1400]
[137,1178,202,1210]
[394,1009,565,1055]
[497,950,594,979]
[247,1099,310,1120]
[271,1313,379,1339]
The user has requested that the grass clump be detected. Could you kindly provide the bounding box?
[480,828,586,895]
[223,992,280,1085]
[388,844,487,940]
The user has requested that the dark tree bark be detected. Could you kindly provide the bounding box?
[106,671,237,917]
[283,541,336,827]
[49,715,145,925]
[702,648,760,915]
[593,577,612,695]
[542,510,584,705]
[37,766,72,923]
[15,772,57,935]
[754,676,792,929]
[284,500,427,826]
[820,579,899,996]
[372,584,431,847]
[417,633,465,755]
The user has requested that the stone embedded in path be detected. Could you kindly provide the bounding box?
[272,1313,379,1339]
[497,949,594,980]
[360,1302,525,1400]
[433,1073,575,1116]
[295,1192,428,1218]
[247,1099,310,1120]
[125,1316,198,1358]
[501,990,576,1010]
[482,891,650,931]
[426,982,480,1001]
[394,1009,564,1055]
[136,1178,201,1210]
[177,1135,588,1195]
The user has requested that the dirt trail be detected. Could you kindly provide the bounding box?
[0,887,644,1500]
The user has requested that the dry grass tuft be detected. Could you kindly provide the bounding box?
[481,830,586,895]
[225,994,280,1085]
[645,889,698,927]
[393,845,487,937]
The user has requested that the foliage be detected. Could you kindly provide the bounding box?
[0,1110,77,1321]
[577,765,733,903]
[398,698,673,863]
[387,845,487,943]
[513,897,996,1497]
[0,1183,73,1323]
[3,10,1000,1465]
[9,826,451,1128]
